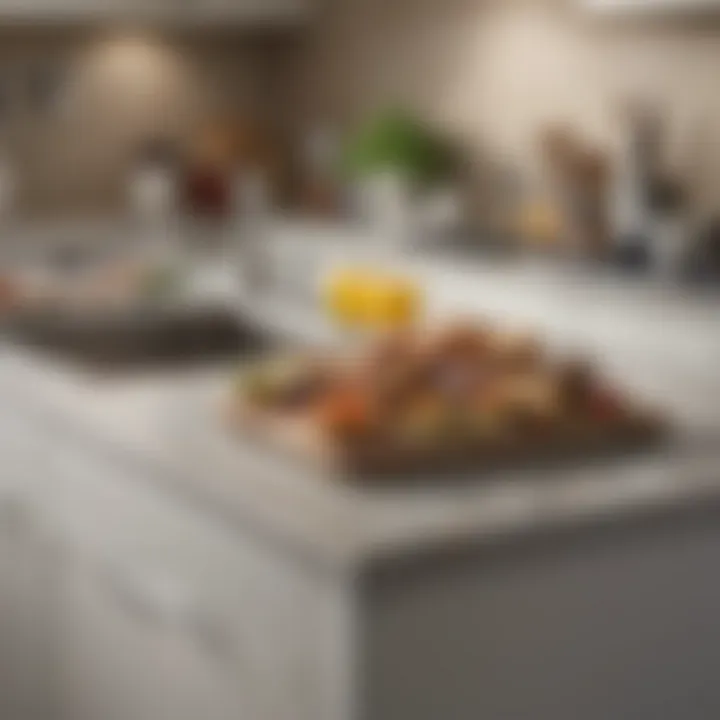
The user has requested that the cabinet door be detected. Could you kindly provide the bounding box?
[0,418,60,720]
[0,513,60,720]
[29,413,349,720]
[57,554,255,720]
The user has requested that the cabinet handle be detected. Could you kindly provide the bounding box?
[0,491,33,536]
[102,563,235,661]
[0,493,68,571]
[105,563,193,626]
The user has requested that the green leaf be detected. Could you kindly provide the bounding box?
[342,109,456,188]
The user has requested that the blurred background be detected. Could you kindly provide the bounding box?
[0,0,717,260]
[2,2,720,720]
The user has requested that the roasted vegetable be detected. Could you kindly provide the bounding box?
[316,386,374,440]
[396,395,455,446]
[426,321,492,362]
[238,357,332,410]
[488,330,543,372]
[237,319,646,453]
[557,359,595,409]
[587,387,627,424]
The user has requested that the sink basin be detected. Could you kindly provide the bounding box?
[6,305,271,371]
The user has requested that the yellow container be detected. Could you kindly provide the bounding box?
[324,268,422,329]
[370,277,420,328]
[324,269,370,326]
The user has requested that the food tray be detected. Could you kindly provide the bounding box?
[231,403,668,481]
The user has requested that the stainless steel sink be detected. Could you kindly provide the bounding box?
[6,305,272,370]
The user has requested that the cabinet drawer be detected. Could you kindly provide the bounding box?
[38,437,341,720]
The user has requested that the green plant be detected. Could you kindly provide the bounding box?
[342,110,456,188]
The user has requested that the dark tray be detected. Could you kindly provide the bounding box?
[233,402,669,483]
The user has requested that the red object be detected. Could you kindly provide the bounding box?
[588,388,626,423]
[183,167,231,217]
[316,387,374,439]
[0,276,18,310]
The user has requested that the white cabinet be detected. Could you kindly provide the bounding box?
[57,555,253,720]
[0,416,61,720]
[0,521,61,720]
[32,432,347,720]
[0,367,350,720]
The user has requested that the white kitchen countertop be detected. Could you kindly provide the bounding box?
[2,220,720,571]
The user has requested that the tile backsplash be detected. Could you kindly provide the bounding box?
[0,29,272,217]
[296,0,720,218]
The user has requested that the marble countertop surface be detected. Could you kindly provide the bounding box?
[2,219,720,571]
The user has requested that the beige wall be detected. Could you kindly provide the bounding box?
[300,0,720,215]
[9,4,720,217]
[0,29,269,216]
